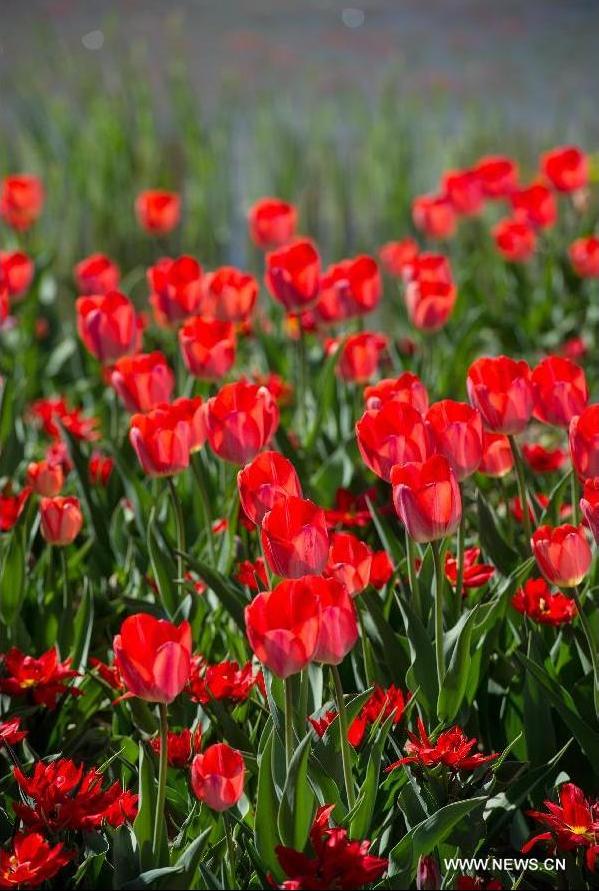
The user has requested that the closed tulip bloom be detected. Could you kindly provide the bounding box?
[364,372,429,414]
[201,266,258,322]
[129,405,190,477]
[467,356,533,434]
[244,578,321,677]
[171,396,207,453]
[441,168,484,216]
[531,524,592,588]
[335,332,388,383]
[541,145,589,193]
[315,255,381,322]
[265,238,321,311]
[580,478,599,545]
[205,381,279,464]
[404,278,457,332]
[76,291,139,364]
[248,197,298,250]
[473,155,519,198]
[569,236,599,279]
[135,189,181,235]
[326,531,373,597]
[237,450,302,525]
[511,183,557,229]
[0,174,44,230]
[113,613,192,703]
[111,352,175,412]
[356,401,430,482]
[569,404,599,480]
[478,432,514,478]
[191,743,245,811]
[426,399,483,480]
[40,496,83,546]
[311,577,358,664]
[391,455,462,543]
[147,256,203,326]
[532,356,588,427]
[261,495,329,578]
[26,460,64,497]
[412,193,456,239]
[74,253,120,295]
[178,316,236,380]
[0,251,34,301]
[406,252,453,285]
[492,218,537,262]
[379,238,419,278]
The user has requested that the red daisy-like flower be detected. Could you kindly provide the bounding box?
[522,782,599,866]
[187,656,264,705]
[386,718,497,773]
[0,717,27,746]
[511,578,577,626]
[0,832,74,889]
[149,727,202,768]
[0,647,81,709]
[235,558,269,591]
[445,547,495,595]
[348,685,409,747]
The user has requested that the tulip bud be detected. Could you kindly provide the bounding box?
[113,613,192,703]
[531,524,592,588]
[237,451,302,526]
[190,743,245,811]
[261,495,329,578]
[26,460,64,497]
[391,455,462,543]
[40,496,83,546]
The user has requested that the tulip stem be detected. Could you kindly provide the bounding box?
[405,530,422,619]
[166,477,186,597]
[59,548,69,612]
[431,539,445,692]
[331,664,356,810]
[152,702,169,862]
[284,677,295,768]
[572,586,599,718]
[508,435,535,547]
[570,471,580,524]
[191,453,215,563]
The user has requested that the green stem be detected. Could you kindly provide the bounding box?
[191,452,215,562]
[152,702,169,860]
[284,676,295,768]
[431,539,445,692]
[508,435,534,547]
[405,530,422,618]
[357,604,374,686]
[296,328,307,433]
[223,814,237,889]
[60,548,69,612]
[331,664,356,809]
[570,471,580,524]
[166,476,185,598]
[572,586,599,718]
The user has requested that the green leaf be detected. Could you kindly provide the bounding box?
[437,606,479,721]
[277,730,315,850]
[147,507,177,617]
[255,726,283,879]
[477,492,519,574]
[180,550,246,629]
[304,342,342,450]
[0,514,27,626]
[397,597,438,716]
[348,712,394,838]
[133,744,166,870]
[70,580,94,672]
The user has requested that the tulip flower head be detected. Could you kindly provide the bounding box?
[356,401,430,482]
[248,196,298,250]
[261,495,329,578]
[111,352,175,413]
[205,381,279,464]
[129,404,191,477]
[135,189,181,235]
[178,316,236,380]
[191,742,245,811]
[147,255,203,326]
[74,253,120,295]
[426,399,483,480]
[391,455,462,543]
[113,613,192,703]
[265,238,321,311]
[237,450,302,525]
[531,355,588,428]
[0,174,44,230]
[76,290,139,364]
[467,355,533,435]
[201,265,258,322]
[569,404,599,480]
[531,524,592,588]
[40,496,83,546]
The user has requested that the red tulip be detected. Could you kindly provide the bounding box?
[405,252,453,285]
[40,496,83,546]
[511,183,557,229]
[315,255,381,322]
[569,236,599,279]
[88,451,115,486]
[74,253,120,295]
[512,578,576,626]
[76,291,139,364]
[467,355,533,434]
[492,218,536,262]
[334,332,388,383]
[265,238,321,311]
[441,168,484,216]
[111,352,175,412]
[178,316,236,380]
[135,189,181,235]
[391,455,462,543]
[0,275,8,323]
[369,550,394,588]
[580,478,599,545]
[205,381,279,464]
[569,404,599,480]
[0,832,74,888]
[170,396,207,453]
[0,174,44,230]
[356,401,430,482]
[364,372,429,414]
[261,495,329,578]
[473,155,519,198]
[531,524,592,587]
[426,399,483,480]
[326,531,373,597]
[147,256,203,326]
[26,460,64,497]
[201,266,258,322]
[0,251,34,301]
[412,193,456,239]
[244,577,321,677]
[237,450,302,525]
[541,145,589,193]
[113,613,192,702]
[522,443,567,474]
[404,278,457,332]
[129,404,190,477]
[379,238,419,277]
[478,432,514,478]
[531,356,588,427]
[311,576,358,664]
[191,743,245,811]
[248,197,298,249]
[0,486,32,533]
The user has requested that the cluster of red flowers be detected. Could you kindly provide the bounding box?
[0,647,80,708]
[187,655,264,705]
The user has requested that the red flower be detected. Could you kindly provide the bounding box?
[0,250,34,300]
[0,717,27,746]
[274,804,388,890]
[369,550,394,588]
[512,578,576,626]
[113,613,192,703]
[236,558,269,591]
[323,488,374,530]
[309,709,337,738]
[522,782,599,858]
[541,145,589,193]
[311,577,358,665]
[445,547,495,594]
[248,197,298,250]
[467,355,533,434]
[147,256,203,326]
[473,154,519,198]
[379,238,419,277]
[13,758,137,831]
[261,496,329,579]
[348,685,408,747]
[386,717,496,773]
[129,404,190,477]
[315,256,381,322]
[88,451,114,486]
[412,193,456,239]
[522,442,567,473]
[265,238,321,311]
[0,486,32,532]
[426,399,483,480]
[404,278,457,332]
[111,352,175,413]
[206,381,279,464]
[201,265,258,322]
[356,401,430,482]
[178,316,236,380]
[28,396,98,441]
[40,496,83,546]
[171,396,207,453]
[581,477,599,544]
[251,371,293,406]
[0,647,79,708]
[364,372,429,414]
[570,404,599,480]
[0,832,73,889]
[26,459,64,497]
[326,531,373,597]
[191,743,245,812]
[406,251,453,284]
[561,336,588,361]
[478,432,514,478]
[74,252,120,295]
[511,182,557,229]
[0,174,44,230]
[442,168,484,216]
[238,450,302,526]
[135,189,181,235]
[188,656,263,704]
[76,290,139,364]
[531,355,588,427]
[492,218,536,262]
[245,577,321,678]
[150,727,202,768]
[531,523,592,588]
[90,657,124,692]
[569,236,599,279]
[331,332,388,383]
[391,455,462,543]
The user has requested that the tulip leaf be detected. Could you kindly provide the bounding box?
[254,726,283,879]
[0,511,27,626]
[437,605,480,721]
[304,343,341,451]
[133,743,167,870]
[397,597,439,716]
[147,507,177,617]
[179,550,246,629]
[348,712,394,839]
[277,730,315,850]
[476,492,519,574]
[70,579,94,673]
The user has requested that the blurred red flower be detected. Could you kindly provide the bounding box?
[147,255,203,326]
[512,578,576,626]
[541,145,589,193]
[0,174,44,230]
[179,316,236,380]
[265,238,321,311]
[135,189,180,235]
[348,685,408,747]
[74,252,120,295]
[201,265,258,322]
[150,727,202,768]
[248,196,297,250]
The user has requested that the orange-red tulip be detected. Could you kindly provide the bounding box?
[532,356,588,428]
[311,576,358,664]
[492,218,536,262]
[412,193,456,239]
[334,332,388,383]
[315,255,381,322]
[326,531,373,597]
[237,450,302,525]
[111,352,175,413]
[191,743,245,811]
[356,401,430,482]
[178,316,236,380]
[467,355,533,435]
[0,174,44,230]
[129,404,190,477]
[135,189,180,235]
[569,404,599,480]
[426,399,483,481]
[404,278,457,332]
[40,496,83,546]
[26,460,64,497]
[201,266,258,322]
[113,613,192,702]
[473,155,518,198]
[265,238,321,311]
[541,145,589,193]
[205,381,279,464]
[391,455,462,543]
[76,291,139,364]
[364,372,429,414]
[248,197,298,250]
[478,432,514,478]
[147,256,203,326]
[569,236,599,279]
[261,495,329,578]
[74,253,120,295]
[531,524,592,588]
[442,168,484,216]
[379,238,419,278]
[0,251,34,301]
[511,183,557,229]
